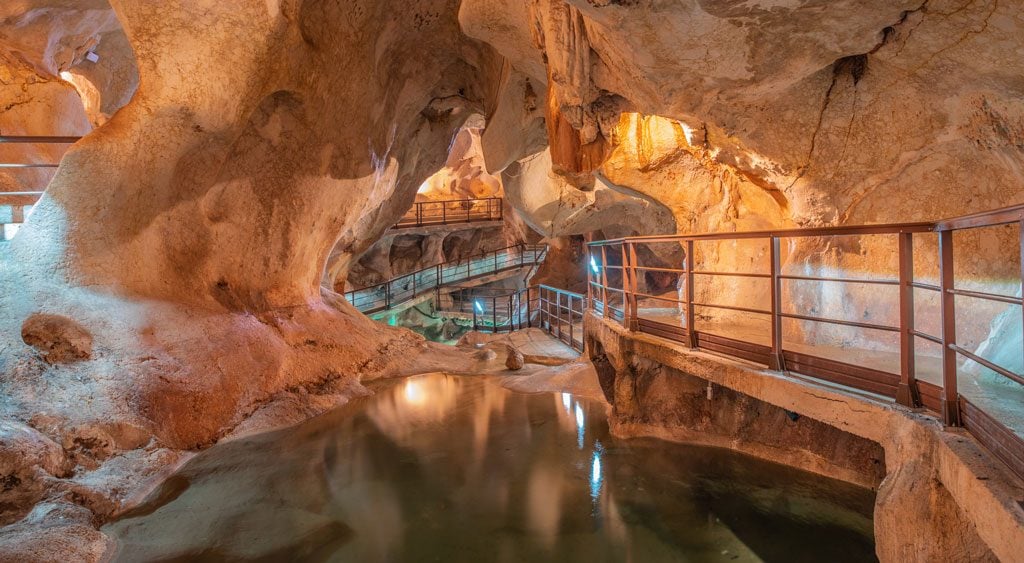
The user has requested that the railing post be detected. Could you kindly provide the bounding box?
[435,264,442,306]
[442,204,446,224]
[600,246,610,316]
[527,286,533,328]
[939,229,961,426]
[385,281,392,310]
[492,296,497,332]
[587,248,593,308]
[494,251,498,273]
[897,231,920,407]
[620,243,630,328]
[627,242,639,330]
[498,197,503,221]
[568,294,574,345]
[685,240,697,349]
[559,292,565,340]
[769,236,786,371]
[1020,219,1024,382]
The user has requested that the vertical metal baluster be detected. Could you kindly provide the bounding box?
[939,229,960,426]
[628,242,639,330]
[769,237,785,371]
[620,243,630,328]
[686,240,697,349]
[601,246,610,318]
[897,231,919,407]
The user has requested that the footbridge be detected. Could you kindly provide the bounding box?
[586,203,1024,484]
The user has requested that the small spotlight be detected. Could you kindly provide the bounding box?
[590,256,599,274]
[474,300,484,313]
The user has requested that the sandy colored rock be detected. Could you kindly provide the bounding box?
[504,346,525,370]
[0,501,113,563]
[21,313,93,363]
[0,421,70,525]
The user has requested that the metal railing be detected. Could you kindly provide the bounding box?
[394,197,502,229]
[439,285,585,353]
[588,203,1024,481]
[1,136,82,240]
[344,244,546,314]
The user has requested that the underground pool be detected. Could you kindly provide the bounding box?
[103,374,877,562]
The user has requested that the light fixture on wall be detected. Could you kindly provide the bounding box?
[590,256,599,274]
[85,51,100,63]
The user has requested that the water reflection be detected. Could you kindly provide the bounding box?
[104,374,877,562]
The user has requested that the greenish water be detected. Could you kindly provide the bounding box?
[104,374,877,562]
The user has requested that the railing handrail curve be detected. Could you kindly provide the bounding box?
[585,201,1024,482]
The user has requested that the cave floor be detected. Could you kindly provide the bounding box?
[503,326,579,359]
[635,307,1024,441]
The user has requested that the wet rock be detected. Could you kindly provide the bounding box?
[441,318,460,341]
[21,313,93,364]
[505,346,525,370]
[473,348,497,361]
[457,331,489,347]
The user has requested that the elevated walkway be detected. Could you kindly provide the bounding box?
[344,244,546,315]
[587,202,1024,483]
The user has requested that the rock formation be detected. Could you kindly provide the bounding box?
[1,0,1023,560]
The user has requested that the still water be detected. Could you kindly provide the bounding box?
[104,374,877,562]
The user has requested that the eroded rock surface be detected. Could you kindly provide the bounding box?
[1,0,1023,560]
[21,313,93,363]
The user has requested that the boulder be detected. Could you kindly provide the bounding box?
[505,346,525,370]
[21,314,93,364]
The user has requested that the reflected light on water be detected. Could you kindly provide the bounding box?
[591,442,604,502]
[102,374,879,563]
[403,379,427,406]
[575,402,585,449]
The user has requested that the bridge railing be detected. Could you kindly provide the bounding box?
[440,285,585,353]
[345,243,546,314]
[0,136,82,240]
[587,203,1024,481]
[394,197,502,229]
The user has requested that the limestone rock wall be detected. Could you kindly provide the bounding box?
[462,0,1024,363]
[0,57,90,193]
[1,0,509,456]
[416,115,503,199]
